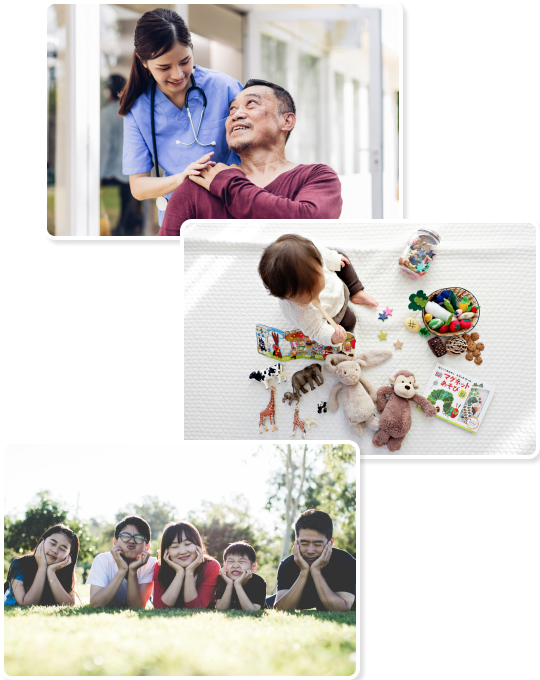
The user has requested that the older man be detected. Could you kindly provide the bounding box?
[158,80,342,235]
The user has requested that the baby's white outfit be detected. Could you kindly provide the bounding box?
[279,244,345,347]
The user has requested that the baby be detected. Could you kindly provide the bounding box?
[258,234,378,346]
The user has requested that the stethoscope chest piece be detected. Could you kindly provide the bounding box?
[156,196,168,211]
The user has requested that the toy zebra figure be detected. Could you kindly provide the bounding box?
[291,407,306,439]
[259,386,278,434]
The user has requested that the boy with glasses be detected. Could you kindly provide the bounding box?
[87,515,156,609]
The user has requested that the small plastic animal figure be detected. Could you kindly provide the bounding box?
[291,364,324,396]
[302,418,318,431]
[317,401,328,414]
[291,407,306,439]
[282,391,300,406]
[259,386,278,434]
[249,364,286,389]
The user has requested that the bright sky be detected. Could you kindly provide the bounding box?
[4,442,333,532]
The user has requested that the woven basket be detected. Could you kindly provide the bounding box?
[423,287,480,338]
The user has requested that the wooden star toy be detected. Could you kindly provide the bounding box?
[378,330,387,341]
[393,339,403,350]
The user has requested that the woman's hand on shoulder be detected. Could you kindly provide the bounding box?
[178,152,216,185]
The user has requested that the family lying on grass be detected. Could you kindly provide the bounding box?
[5,510,355,612]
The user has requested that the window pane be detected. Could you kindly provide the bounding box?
[297,53,320,165]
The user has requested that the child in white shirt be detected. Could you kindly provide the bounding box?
[258,234,378,346]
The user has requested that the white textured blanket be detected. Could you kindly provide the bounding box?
[184,222,536,457]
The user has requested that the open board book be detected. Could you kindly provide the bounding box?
[256,324,355,362]
[420,362,495,433]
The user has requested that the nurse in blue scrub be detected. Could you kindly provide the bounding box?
[118,8,242,226]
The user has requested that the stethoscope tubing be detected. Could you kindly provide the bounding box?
[151,71,214,211]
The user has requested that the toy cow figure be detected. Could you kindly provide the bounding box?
[249,364,286,389]
[372,370,437,452]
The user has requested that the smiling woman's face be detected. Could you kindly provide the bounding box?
[167,531,198,567]
[144,43,193,100]
[42,533,72,566]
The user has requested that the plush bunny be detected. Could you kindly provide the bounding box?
[324,348,393,436]
[372,370,437,451]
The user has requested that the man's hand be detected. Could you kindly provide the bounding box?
[128,550,151,572]
[293,540,310,574]
[220,568,233,585]
[185,547,204,574]
[111,545,129,573]
[331,325,347,344]
[48,554,72,573]
[188,163,243,191]
[310,543,332,573]
[234,570,253,588]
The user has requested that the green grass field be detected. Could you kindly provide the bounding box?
[4,606,356,676]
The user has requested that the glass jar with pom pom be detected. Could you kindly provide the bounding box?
[398,228,440,279]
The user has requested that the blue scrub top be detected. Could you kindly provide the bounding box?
[123,65,243,225]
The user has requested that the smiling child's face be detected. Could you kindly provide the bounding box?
[224,553,256,580]
[288,269,326,307]
[167,531,199,567]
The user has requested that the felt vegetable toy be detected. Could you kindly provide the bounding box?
[429,318,444,330]
[449,319,461,332]
[439,324,449,333]
[404,317,421,332]
[443,298,455,314]
[419,328,430,337]
[458,298,470,312]
[460,320,472,330]
[425,301,452,324]
[408,290,429,310]
[434,290,451,305]
[449,290,459,310]
[424,313,433,323]
[324,348,393,436]
[372,370,437,452]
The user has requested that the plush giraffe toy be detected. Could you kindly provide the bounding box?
[291,407,306,439]
[259,386,278,434]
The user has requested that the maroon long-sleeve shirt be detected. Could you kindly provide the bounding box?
[158,164,342,236]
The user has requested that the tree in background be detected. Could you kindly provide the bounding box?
[4,491,98,580]
[188,496,260,559]
[265,444,356,562]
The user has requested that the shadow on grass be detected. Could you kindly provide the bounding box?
[5,604,356,625]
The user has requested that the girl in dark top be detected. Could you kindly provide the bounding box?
[4,524,79,606]
[153,521,220,609]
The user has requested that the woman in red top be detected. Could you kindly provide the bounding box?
[153,521,220,609]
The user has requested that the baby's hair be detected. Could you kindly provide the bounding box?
[258,234,323,300]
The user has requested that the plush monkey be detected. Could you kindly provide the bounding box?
[372,370,437,451]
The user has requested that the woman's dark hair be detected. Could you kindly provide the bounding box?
[115,515,151,543]
[5,524,79,606]
[107,74,127,101]
[295,509,333,541]
[118,8,193,116]
[258,234,324,300]
[157,521,211,607]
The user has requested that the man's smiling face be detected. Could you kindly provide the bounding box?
[226,86,285,153]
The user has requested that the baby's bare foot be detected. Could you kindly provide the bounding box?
[351,290,378,306]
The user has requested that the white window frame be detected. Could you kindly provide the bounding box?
[243,6,383,218]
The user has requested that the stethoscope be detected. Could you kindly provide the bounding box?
[151,69,215,211]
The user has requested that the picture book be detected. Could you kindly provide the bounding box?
[256,324,355,362]
[421,363,495,433]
